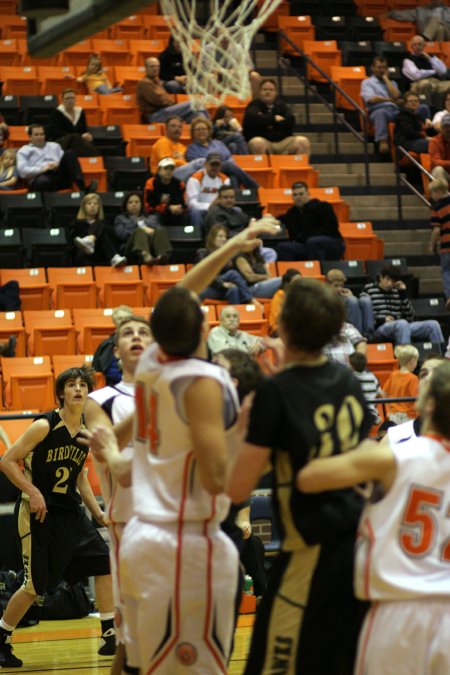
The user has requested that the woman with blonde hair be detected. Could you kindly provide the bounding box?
[77,54,122,95]
[0,149,18,190]
[70,193,126,267]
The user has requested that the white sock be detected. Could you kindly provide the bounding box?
[0,618,16,632]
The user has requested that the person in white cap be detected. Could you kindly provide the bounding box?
[143,156,187,228]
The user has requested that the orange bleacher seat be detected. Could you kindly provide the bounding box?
[303,40,342,82]
[0,65,41,95]
[110,15,145,40]
[202,304,219,327]
[91,38,133,66]
[219,95,251,124]
[51,354,94,376]
[99,93,141,125]
[1,356,55,410]
[6,125,28,148]
[17,38,59,67]
[0,2,20,15]
[47,267,97,310]
[277,260,323,279]
[0,39,21,66]
[330,66,366,110]
[79,156,108,192]
[37,65,76,96]
[59,39,93,67]
[0,416,35,450]
[0,268,50,310]
[234,155,277,188]
[114,65,146,94]
[23,310,76,356]
[0,311,26,356]
[379,17,415,42]
[94,265,144,307]
[129,38,168,66]
[122,123,164,157]
[278,15,315,54]
[259,186,349,220]
[367,342,398,387]
[73,308,115,354]
[141,15,172,40]
[269,154,318,188]
[75,94,103,125]
[234,303,268,336]
[339,222,384,259]
[261,0,289,32]
[141,263,186,304]
[355,0,388,17]
[2,15,27,39]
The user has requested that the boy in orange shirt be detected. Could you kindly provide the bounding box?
[384,344,419,424]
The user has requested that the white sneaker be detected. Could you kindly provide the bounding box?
[75,236,95,255]
[111,254,127,267]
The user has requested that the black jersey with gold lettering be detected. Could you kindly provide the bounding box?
[247,359,373,549]
[23,409,88,510]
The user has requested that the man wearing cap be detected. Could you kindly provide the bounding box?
[144,156,187,227]
[185,153,230,230]
[430,112,450,182]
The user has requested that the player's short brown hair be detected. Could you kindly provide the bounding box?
[55,366,95,408]
[150,287,204,356]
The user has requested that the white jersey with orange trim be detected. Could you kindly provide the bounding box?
[355,434,450,601]
[89,381,135,524]
[132,342,239,525]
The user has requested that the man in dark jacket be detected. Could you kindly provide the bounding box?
[243,79,310,157]
[144,156,186,226]
[393,91,433,153]
[276,181,345,261]
[47,89,98,157]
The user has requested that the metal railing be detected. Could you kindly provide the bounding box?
[277,31,371,190]
[394,145,432,226]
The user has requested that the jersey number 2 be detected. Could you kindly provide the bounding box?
[400,485,450,561]
[53,466,71,494]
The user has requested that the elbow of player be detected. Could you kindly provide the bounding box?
[296,466,320,493]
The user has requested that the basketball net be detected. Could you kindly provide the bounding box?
[159,0,283,108]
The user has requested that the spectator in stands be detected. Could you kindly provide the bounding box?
[0,149,19,190]
[186,153,230,230]
[77,54,122,95]
[212,106,249,155]
[268,268,302,336]
[92,305,133,385]
[393,91,434,153]
[276,181,345,262]
[47,88,98,157]
[387,1,450,42]
[114,191,172,266]
[429,112,450,182]
[432,91,450,131]
[136,57,208,123]
[208,306,265,356]
[360,264,445,344]
[0,114,9,151]
[144,156,186,227]
[70,193,127,268]
[233,247,282,298]
[242,79,311,157]
[150,115,206,183]
[384,344,419,424]
[348,351,383,425]
[323,320,368,366]
[17,123,97,193]
[402,35,450,104]
[185,116,258,189]
[158,36,187,94]
[326,268,373,336]
[360,56,404,155]
[195,224,253,305]
[428,177,450,307]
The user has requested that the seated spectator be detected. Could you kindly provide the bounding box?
[150,115,206,183]
[159,36,187,94]
[195,224,253,305]
[402,35,449,105]
[432,91,450,131]
[70,193,127,267]
[212,106,249,155]
[92,305,133,385]
[144,156,186,227]
[17,123,97,193]
[137,57,207,123]
[47,88,98,157]
[429,112,450,182]
[348,351,383,425]
[0,149,19,190]
[360,264,445,344]
[428,177,450,307]
[114,191,172,266]
[203,185,276,262]
[186,153,230,230]
[276,181,345,261]
[243,79,310,157]
[326,268,372,337]
[393,91,434,153]
[207,306,265,356]
[384,344,419,424]
[77,54,122,95]
[323,320,368,366]
[185,116,258,189]
[0,114,9,152]
[234,247,282,298]
[387,1,450,42]
[268,268,302,336]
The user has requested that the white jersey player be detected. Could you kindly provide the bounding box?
[297,361,450,675]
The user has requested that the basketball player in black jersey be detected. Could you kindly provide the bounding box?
[0,367,115,668]
[228,278,373,675]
